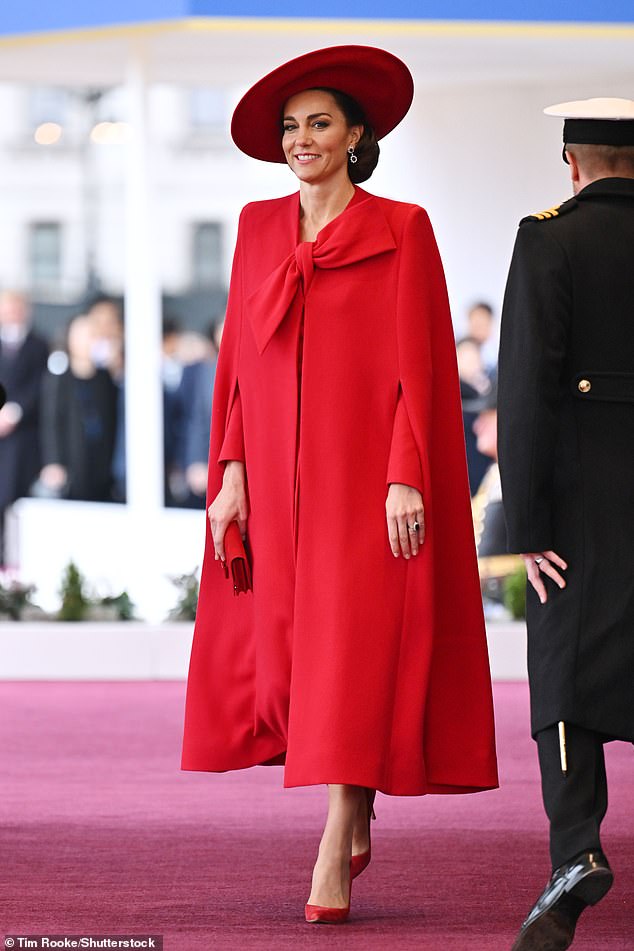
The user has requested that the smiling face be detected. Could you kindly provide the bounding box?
[282,89,362,185]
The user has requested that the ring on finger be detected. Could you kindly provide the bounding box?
[535,556,544,565]
[408,520,420,534]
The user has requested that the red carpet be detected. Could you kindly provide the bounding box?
[0,681,631,950]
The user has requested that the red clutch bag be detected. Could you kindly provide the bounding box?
[220,521,253,596]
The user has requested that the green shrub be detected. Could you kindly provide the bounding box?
[167,570,199,621]
[58,561,89,621]
[0,580,37,620]
[99,591,136,621]
[503,565,527,620]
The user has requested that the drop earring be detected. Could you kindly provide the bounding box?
[347,144,358,164]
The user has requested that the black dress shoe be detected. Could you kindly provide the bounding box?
[511,850,613,951]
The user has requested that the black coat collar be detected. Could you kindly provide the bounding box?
[577,177,634,202]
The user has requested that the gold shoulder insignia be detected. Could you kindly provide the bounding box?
[530,204,561,221]
[520,197,577,226]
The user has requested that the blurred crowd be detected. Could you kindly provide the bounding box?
[457,301,498,496]
[456,301,521,611]
[1,287,513,597]
[0,289,222,559]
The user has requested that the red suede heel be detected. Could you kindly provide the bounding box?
[351,789,376,880]
[350,848,371,880]
[304,902,350,924]
[305,861,353,924]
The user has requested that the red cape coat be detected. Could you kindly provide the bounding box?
[181,186,498,796]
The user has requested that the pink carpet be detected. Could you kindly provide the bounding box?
[0,681,631,950]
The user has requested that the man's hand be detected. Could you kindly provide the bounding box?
[521,550,568,604]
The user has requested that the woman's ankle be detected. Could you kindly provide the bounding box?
[317,832,352,862]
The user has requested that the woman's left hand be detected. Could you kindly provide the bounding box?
[386,483,425,558]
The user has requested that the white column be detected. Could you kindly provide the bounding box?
[124,45,164,512]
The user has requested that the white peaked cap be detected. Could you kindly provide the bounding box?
[544,98,634,120]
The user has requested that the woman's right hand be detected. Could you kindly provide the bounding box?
[386,482,425,558]
[208,460,249,562]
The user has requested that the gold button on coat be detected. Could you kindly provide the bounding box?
[578,379,592,393]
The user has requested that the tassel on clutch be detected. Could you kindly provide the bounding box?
[220,521,253,595]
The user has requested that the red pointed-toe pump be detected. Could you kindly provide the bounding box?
[304,901,351,924]
[351,788,376,880]
[305,861,353,924]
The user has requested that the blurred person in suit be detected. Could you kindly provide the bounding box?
[86,295,124,382]
[38,314,118,502]
[467,301,497,371]
[179,319,224,508]
[470,381,521,611]
[85,296,126,501]
[162,315,186,506]
[457,335,493,495]
[0,290,49,562]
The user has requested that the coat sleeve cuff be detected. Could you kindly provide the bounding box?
[218,386,245,464]
[386,389,424,495]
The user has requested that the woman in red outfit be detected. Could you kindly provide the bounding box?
[181,45,498,923]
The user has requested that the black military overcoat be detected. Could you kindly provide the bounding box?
[498,177,634,741]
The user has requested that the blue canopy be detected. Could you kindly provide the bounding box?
[1,0,632,36]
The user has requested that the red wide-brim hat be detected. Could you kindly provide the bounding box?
[231,45,414,163]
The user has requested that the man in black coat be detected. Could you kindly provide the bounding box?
[0,291,48,561]
[498,99,634,951]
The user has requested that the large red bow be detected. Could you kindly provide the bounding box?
[247,197,397,355]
